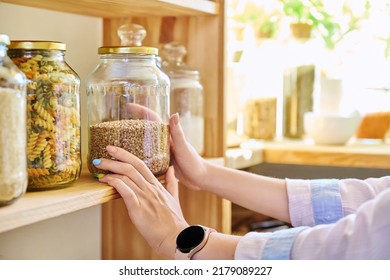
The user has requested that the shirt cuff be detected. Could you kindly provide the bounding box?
[235,227,307,260]
[286,179,314,227]
[310,179,343,224]
[235,231,272,260]
[287,178,344,226]
[262,227,308,259]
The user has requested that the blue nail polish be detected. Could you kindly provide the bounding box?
[92,159,101,166]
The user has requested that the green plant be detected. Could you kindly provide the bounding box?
[280,0,371,49]
[316,1,370,50]
[230,0,282,38]
[280,0,321,25]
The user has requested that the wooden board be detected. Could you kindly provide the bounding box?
[262,140,390,169]
[0,170,120,234]
[2,0,219,18]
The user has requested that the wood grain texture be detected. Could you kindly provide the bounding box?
[2,0,219,18]
[262,140,390,169]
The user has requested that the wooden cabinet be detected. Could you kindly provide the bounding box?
[1,0,228,260]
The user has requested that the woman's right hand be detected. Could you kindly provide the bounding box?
[169,113,209,191]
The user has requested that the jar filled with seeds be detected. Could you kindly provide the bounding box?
[0,34,27,206]
[86,24,170,177]
[8,41,81,191]
[162,42,204,155]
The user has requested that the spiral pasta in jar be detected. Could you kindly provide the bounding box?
[8,41,81,190]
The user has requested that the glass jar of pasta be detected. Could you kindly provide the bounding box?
[8,41,81,191]
[0,34,27,206]
[86,24,170,178]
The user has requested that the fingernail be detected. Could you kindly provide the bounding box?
[106,146,117,153]
[96,173,105,179]
[173,113,179,125]
[92,159,101,166]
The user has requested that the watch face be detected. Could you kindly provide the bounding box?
[176,225,205,253]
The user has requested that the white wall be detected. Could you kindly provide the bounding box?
[0,3,103,259]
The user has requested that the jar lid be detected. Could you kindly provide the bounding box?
[98,46,158,55]
[0,34,10,45]
[8,41,66,50]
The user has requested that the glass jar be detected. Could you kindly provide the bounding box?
[283,23,317,139]
[162,42,204,155]
[87,25,170,177]
[8,41,81,191]
[240,37,282,140]
[0,34,27,206]
[243,97,277,140]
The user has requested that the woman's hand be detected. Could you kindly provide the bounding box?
[93,145,189,259]
[169,113,210,191]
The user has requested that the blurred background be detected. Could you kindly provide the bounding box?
[226,0,390,146]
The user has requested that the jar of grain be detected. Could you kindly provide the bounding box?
[162,42,204,155]
[8,41,81,191]
[0,34,27,206]
[86,24,170,177]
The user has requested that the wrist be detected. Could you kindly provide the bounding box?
[175,225,215,260]
[192,231,240,260]
[198,161,222,192]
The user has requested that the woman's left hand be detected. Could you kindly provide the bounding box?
[93,145,189,258]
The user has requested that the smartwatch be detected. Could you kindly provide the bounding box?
[175,225,215,260]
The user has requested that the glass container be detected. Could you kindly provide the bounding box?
[162,42,204,155]
[0,34,27,206]
[240,37,282,140]
[283,23,317,139]
[8,40,81,191]
[87,24,170,177]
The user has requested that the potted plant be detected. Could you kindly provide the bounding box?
[280,0,370,48]
[230,0,282,40]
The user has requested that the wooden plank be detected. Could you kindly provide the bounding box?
[2,0,219,18]
[102,198,166,260]
[242,140,390,169]
[0,170,120,234]
[186,15,225,157]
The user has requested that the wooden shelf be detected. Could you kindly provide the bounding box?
[2,0,219,18]
[231,139,390,169]
[0,157,224,234]
[0,170,120,234]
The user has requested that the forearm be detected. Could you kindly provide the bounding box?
[201,162,290,223]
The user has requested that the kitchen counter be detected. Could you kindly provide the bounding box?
[225,138,390,170]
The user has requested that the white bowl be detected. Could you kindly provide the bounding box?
[304,111,361,145]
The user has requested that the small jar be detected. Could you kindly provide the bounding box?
[87,24,170,177]
[243,97,277,140]
[8,41,81,190]
[0,34,27,206]
[162,42,204,155]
